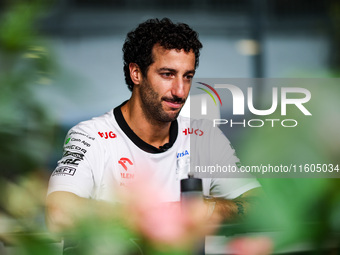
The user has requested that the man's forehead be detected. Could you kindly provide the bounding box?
[152,44,194,56]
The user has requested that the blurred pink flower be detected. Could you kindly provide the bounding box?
[117,173,219,248]
[229,236,273,255]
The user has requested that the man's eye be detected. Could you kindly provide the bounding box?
[185,75,194,80]
[161,73,172,77]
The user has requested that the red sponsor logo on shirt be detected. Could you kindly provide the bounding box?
[183,128,204,136]
[98,131,116,139]
[119,157,134,179]
[118,157,133,171]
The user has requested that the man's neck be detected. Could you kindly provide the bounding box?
[120,100,171,149]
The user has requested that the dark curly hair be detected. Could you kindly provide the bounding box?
[122,18,203,91]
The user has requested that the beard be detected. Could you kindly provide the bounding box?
[139,79,186,123]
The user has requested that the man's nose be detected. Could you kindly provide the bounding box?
[171,78,186,98]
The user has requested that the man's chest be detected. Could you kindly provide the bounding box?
[95,138,191,202]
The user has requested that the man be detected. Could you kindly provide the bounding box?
[46,18,260,232]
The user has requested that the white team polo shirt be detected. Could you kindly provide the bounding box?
[47,102,260,202]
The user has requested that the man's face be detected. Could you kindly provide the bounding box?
[139,45,196,123]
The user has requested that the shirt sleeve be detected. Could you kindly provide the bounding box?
[47,122,102,198]
[192,119,261,199]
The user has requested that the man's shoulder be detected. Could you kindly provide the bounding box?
[68,110,116,137]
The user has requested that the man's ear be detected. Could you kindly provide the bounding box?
[129,63,142,85]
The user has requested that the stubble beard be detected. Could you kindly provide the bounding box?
[139,79,185,124]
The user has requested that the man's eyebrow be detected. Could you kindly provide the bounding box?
[158,68,177,73]
[157,68,196,75]
[185,70,196,75]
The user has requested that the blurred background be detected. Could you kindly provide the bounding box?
[0,0,340,254]
[23,0,339,125]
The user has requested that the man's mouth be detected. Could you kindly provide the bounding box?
[163,98,185,109]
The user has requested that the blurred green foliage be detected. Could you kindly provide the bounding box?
[0,0,57,179]
[0,0,62,253]
[234,80,340,253]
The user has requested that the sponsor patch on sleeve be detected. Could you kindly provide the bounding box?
[52,166,76,176]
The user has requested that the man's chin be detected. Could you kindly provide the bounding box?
[169,107,182,118]
[169,112,181,122]
[159,111,180,123]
